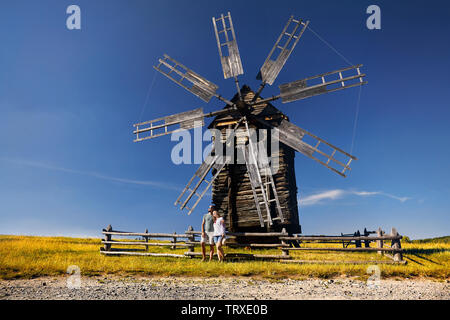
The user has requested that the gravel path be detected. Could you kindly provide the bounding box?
[1,276,448,300]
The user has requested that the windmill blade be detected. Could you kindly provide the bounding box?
[133,107,235,142]
[133,108,204,142]
[174,152,229,215]
[279,64,366,103]
[277,119,356,177]
[257,16,309,86]
[212,12,244,79]
[153,54,219,102]
[254,117,357,177]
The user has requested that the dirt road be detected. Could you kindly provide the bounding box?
[1,276,448,300]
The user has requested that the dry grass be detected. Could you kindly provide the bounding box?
[0,235,449,280]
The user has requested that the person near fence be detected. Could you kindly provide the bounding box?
[201,205,215,262]
[213,210,226,262]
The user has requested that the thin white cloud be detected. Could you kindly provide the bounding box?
[299,189,411,206]
[299,189,346,206]
[352,191,379,196]
[0,157,181,191]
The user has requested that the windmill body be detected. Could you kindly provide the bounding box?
[209,85,300,234]
[133,13,367,235]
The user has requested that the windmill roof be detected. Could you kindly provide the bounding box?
[208,85,288,129]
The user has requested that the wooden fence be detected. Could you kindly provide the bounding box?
[100,225,405,264]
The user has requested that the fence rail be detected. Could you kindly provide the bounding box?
[99,225,405,264]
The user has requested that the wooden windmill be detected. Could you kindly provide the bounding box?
[133,13,367,233]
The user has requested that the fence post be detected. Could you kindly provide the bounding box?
[281,228,289,256]
[294,234,300,248]
[145,228,149,252]
[376,227,384,255]
[172,231,177,250]
[187,226,195,257]
[355,230,362,248]
[391,227,403,262]
[363,228,370,248]
[104,224,112,252]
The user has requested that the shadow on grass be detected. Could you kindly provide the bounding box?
[411,254,440,265]
[403,248,449,255]
[403,248,447,265]
[404,256,424,266]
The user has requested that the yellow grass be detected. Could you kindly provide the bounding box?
[0,235,449,280]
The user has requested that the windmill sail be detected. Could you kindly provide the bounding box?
[133,106,237,142]
[174,152,229,215]
[276,119,356,177]
[212,12,244,79]
[154,54,219,102]
[253,117,357,177]
[258,16,309,86]
[133,108,205,142]
[279,65,366,103]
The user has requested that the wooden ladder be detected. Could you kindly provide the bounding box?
[243,120,284,227]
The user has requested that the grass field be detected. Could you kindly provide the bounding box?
[0,235,449,280]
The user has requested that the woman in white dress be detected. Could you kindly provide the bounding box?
[212,211,226,262]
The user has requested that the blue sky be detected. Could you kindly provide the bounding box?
[0,0,449,239]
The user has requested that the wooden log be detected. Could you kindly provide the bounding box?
[281,227,289,256]
[376,227,384,255]
[109,247,146,252]
[252,254,292,260]
[185,230,202,235]
[227,232,288,237]
[184,252,292,259]
[104,225,112,251]
[391,228,403,262]
[355,230,362,248]
[285,247,403,252]
[101,241,190,247]
[363,228,370,248]
[102,231,189,238]
[185,241,203,246]
[172,231,177,250]
[226,243,290,248]
[186,231,287,237]
[100,251,186,258]
[186,226,195,255]
[280,259,407,265]
[184,252,218,258]
[279,235,401,241]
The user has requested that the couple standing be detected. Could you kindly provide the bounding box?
[201,205,226,262]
